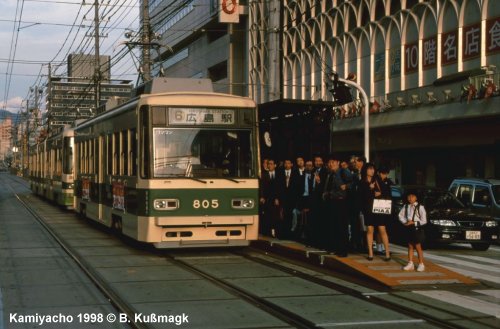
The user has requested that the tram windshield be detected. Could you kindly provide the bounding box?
[153,128,255,178]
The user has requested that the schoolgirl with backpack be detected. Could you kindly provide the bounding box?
[398,192,427,272]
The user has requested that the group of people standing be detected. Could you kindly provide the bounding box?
[259,155,393,260]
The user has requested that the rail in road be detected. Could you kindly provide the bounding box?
[1,173,498,329]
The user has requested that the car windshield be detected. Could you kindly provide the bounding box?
[420,191,465,209]
[153,128,255,178]
[493,185,500,204]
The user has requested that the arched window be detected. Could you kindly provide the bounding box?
[406,0,418,10]
[421,8,438,86]
[359,3,370,27]
[460,0,481,71]
[390,0,401,16]
[439,2,459,77]
[373,28,386,98]
[387,22,402,93]
[404,16,419,89]
[375,0,385,21]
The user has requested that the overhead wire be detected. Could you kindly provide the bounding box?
[2,0,25,113]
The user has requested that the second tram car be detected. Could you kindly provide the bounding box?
[72,78,260,248]
[30,126,75,209]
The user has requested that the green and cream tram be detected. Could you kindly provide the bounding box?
[74,78,260,248]
[30,126,75,209]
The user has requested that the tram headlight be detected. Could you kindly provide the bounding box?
[154,199,179,210]
[232,198,255,209]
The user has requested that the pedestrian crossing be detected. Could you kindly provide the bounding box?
[389,243,500,319]
[414,290,500,318]
[389,244,500,284]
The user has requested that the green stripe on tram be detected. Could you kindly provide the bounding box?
[146,188,259,217]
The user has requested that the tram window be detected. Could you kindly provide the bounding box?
[82,142,86,173]
[114,132,120,175]
[240,109,254,125]
[122,131,128,176]
[140,107,150,178]
[84,141,87,174]
[130,129,137,176]
[152,106,167,125]
[86,140,90,174]
[63,137,73,175]
[89,140,94,174]
[152,129,255,178]
[107,135,112,175]
[57,148,62,176]
[95,138,100,176]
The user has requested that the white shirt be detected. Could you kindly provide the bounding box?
[398,202,427,226]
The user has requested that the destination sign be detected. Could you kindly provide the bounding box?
[169,108,235,125]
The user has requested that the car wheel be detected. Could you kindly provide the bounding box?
[470,243,490,251]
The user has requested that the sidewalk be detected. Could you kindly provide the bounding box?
[252,236,478,288]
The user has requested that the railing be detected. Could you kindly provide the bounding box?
[332,72,500,120]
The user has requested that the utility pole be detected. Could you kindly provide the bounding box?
[47,63,52,132]
[141,0,152,82]
[94,0,101,111]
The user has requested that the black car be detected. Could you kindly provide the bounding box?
[387,186,499,251]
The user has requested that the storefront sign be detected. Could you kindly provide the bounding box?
[389,48,401,77]
[404,42,419,74]
[374,52,385,81]
[422,35,437,69]
[486,16,500,54]
[463,23,481,61]
[219,0,239,23]
[441,29,458,66]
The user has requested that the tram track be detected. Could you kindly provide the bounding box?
[164,254,317,329]
[3,174,142,329]
[235,250,498,329]
[4,174,497,329]
[162,246,487,329]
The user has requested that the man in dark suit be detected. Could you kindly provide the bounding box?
[323,155,352,256]
[259,159,282,237]
[294,159,313,240]
[279,159,301,239]
[309,155,327,247]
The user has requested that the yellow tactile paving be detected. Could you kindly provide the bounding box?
[254,237,479,288]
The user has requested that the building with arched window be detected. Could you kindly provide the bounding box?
[250,0,500,186]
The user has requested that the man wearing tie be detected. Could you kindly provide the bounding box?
[280,159,300,239]
[259,159,282,237]
[309,156,327,247]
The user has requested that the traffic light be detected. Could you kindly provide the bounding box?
[329,80,353,106]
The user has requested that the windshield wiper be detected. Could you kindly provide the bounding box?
[187,177,207,184]
[164,174,207,184]
[221,177,240,183]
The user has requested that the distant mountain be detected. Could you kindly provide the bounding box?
[0,110,21,124]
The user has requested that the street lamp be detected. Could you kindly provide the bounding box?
[328,73,370,162]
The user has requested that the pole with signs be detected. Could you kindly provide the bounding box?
[336,78,370,162]
[328,74,370,162]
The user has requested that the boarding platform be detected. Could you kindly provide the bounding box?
[252,236,478,288]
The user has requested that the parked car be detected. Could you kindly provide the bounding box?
[387,185,499,251]
[448,178,500,224]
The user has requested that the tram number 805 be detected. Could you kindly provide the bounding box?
[193,199,219,209]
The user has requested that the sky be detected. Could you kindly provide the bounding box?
[0,0,139,114]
